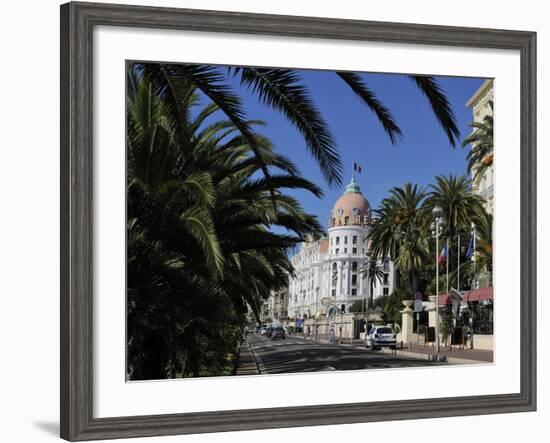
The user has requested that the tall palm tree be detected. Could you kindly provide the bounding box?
[368,183,429,295]
[462,100,493,182]
[425,175,486,237]
[126,73,324,380]
[135,62,461,188]
[361,255,386,308]
[424,174,486,280]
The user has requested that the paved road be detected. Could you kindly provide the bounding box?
[247,334,445,374]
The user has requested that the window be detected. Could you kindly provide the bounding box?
[336,236,340,245]
[383,259,390,272]
[331,289,336,297]
[352,208,359,215]
[352,247,357,254]
[344,216,349,225]
[344,236,348,244]
[383,287,389,296]
[352,235,357,244]
[351,288,357,296]
[351,275,357,286]
[335,248,339,254]
[352,261,358,272]
[344,248,347,253]
[383,273,389,285]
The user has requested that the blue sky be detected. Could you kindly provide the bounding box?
[199,68,485,230]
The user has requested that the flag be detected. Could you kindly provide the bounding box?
[438,244,447,266]
[353,162,363,174]
[466,235,474,259]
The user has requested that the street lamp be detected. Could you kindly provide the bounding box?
[314,286,320,341]
[431,205,445,353]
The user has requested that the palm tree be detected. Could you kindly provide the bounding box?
[462,100,493,182]
[361,255,386,308]
[126,72,324,379]
[426,175,486,236]
[368,183,429,295]
[424,174,487,282]
[454,211,493,289]
[135,62,461,188]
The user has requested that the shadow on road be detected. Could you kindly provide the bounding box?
[248,335,444,374]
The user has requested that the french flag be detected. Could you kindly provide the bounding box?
[438,244,447,266]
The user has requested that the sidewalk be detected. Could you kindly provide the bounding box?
[234,339,259,375]
[383,342,493,364]
[294,334,493,365]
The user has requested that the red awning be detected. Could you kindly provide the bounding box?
[438,294,451,305]
[438,287,493,305]
[464,287,493,303]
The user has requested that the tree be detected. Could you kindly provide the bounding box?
[126,71,324,379]
[462,100,493,182]
[454,211,493,289]
[424,174,486,281]
[361,255,386,308]
[368,183,429,296]
[348,299,365,313]
[382,288,408,325]
[136,62,460,189]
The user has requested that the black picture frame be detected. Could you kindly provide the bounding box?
[60,2,537,440]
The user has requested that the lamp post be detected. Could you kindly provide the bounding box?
[431,205,445,353]
[315,286,319,341]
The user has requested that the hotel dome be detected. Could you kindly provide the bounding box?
[331,177,370,226]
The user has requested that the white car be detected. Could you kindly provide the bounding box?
[366,326,397,350]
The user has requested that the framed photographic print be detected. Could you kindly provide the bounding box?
[60,1,537,441]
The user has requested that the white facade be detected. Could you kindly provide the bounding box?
[466,79,494,215]
[287,178,395,320]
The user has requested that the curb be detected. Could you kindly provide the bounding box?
[247,339,263,374]
[377,346,490,365]
[235,339,261,375]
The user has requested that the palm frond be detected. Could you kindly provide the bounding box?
[410,75,460,146]
[180,206,224,278]
[337,71,402,144]
[233,67,343,187]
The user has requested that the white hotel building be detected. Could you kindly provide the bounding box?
[466,79,494,215]
[287,177,395,321]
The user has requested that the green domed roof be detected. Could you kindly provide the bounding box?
[345,176,361,194]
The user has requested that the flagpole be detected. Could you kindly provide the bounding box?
[473,227,477,289]
[446,238,449,295]
[457,233,461,292]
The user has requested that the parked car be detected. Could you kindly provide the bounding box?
[260,327,268,336]
[271,326,286,340]
[366,326,396,350]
